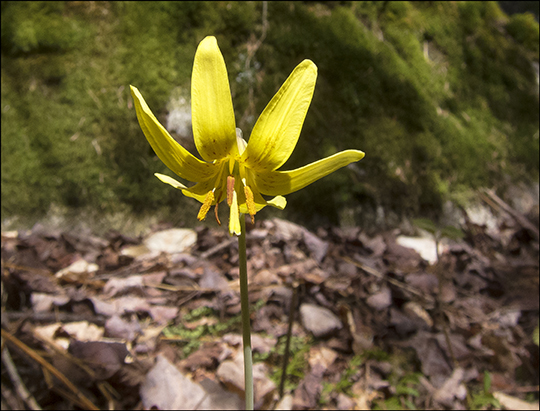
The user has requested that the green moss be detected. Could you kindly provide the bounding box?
[1,1,538,229]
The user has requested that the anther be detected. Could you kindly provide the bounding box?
[227,175,235,206]
[197,190,214,221]
[244,186,256,224]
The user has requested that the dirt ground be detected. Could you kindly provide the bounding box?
[1,192,539,410]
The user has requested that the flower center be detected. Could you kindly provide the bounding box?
[196,155,257,235]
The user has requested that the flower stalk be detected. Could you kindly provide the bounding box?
[238,215,254,409]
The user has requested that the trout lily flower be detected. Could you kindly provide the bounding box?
[130,36,364,236]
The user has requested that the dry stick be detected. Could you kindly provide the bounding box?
[481,188,539,240]
[1,342,42,410]
[278,283,298,398]
[432,234,458,369]
[1,329,98,410]
[341,256,435,304]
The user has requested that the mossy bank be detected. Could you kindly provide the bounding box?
[2,1,538,232]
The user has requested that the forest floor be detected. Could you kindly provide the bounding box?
[1,190,539,410]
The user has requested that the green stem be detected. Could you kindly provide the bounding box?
[238,215,254,410]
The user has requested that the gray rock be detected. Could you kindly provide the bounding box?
[300,303,342,338]
[144,228,197,254]
[366,287,392,311]
[303,229,329,263]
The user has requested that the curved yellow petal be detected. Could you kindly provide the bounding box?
[181,179,217,204]
[254,149,365,196]
[244,60,317,172]
[267,195,287,209]
[131,86,215,182]
[191,36,238,162]
[238,194,287,214]
[155,173,188,189]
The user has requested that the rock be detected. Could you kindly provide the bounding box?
[141,354,240,410]
[337,392,355,410]
[144,228,197,254]
[299,303,342,338]
[216,353,276,409]
[433,368,467,407]
[271,218,305,241]
[366,287,392,311]
[396,235,445,265]
[199,267,230,291]
[302,229,329,263]
[275,394,293,410]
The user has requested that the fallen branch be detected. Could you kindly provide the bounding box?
[480,188,539,240]
[1,329,99,410]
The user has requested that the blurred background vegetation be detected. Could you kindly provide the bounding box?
[1,1,538,233]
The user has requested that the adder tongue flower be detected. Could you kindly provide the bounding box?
[130,36,364,236]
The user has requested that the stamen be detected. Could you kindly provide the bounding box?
[229,190,241,236]
[244,185,256,224]
[197,190,214,221]
[214,202,221,226]
[227,175,235,206]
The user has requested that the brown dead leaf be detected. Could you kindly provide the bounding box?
[68,340,128,380]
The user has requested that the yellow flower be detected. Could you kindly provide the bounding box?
[130,36,364,235]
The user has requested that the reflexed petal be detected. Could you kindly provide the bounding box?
[239,194,287,214]
[155,173,187,189]
[267,195,287,209]
[131,86,215,182]
[244,60,317,172]
[254,150,365,196]
[181,178,221,204]
[192,36,238,162]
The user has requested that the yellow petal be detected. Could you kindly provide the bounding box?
[239,194,287,214]
[254,149,365,196]
[192,36,238,162]
[154,173,187,189]
[181,178,221,204]
[244,60,317,172]
[267,195,287,209]
[131,86,215,182]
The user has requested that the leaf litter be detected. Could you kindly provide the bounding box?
[1,195,539,410]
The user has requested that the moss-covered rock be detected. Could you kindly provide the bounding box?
[1,1,538,230]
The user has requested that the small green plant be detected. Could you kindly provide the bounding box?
[162,300,265,357]
[373,372,422,410]
[268,335,312,393]
[318,354,363,406]
[467,371,500,410]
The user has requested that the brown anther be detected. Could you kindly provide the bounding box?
[227,175,235,206]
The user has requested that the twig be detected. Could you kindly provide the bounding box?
[341,256,435,304]
[198,238,235,259]
[279,283,298,398]
[3,311,107,326]
[1,342,42,410]
[1,329,99,410]
[480,188,539,240]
